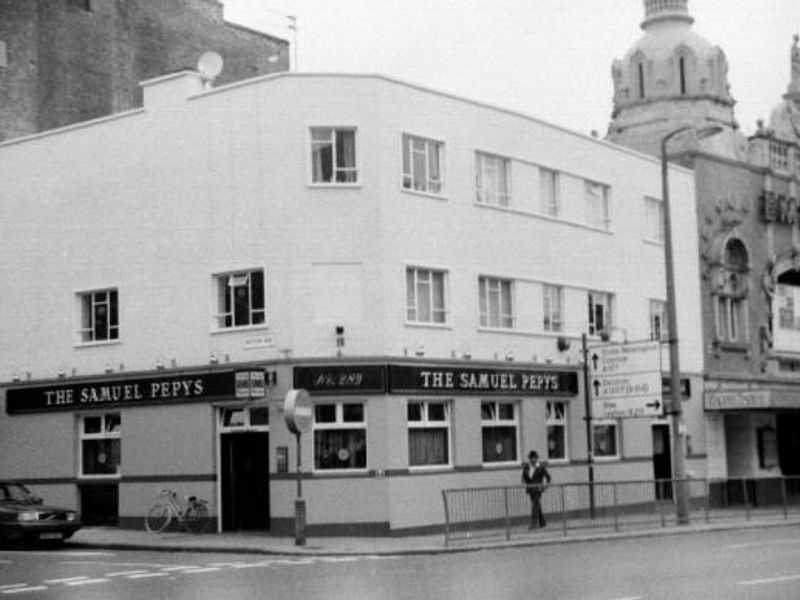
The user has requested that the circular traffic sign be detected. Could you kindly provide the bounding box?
[284,389,313,434]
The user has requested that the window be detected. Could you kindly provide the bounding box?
[407,401,450,467]
[79,289,119,343]
[588,291,612,336]
[645,197,664,242]
[593,421,619,459]
[540,168,560,217]
[80,413,121,476]
[546,401,567,461]
[637,62,645,99]
[716,293,745,342]
[310,127,357,184]
[585,181,611,229]
[650,300,667,341]
[402,134,443,194]
[479,276,514,329]
[476,152,510,206]
[543,285,563,332]
[769,141,789,173]
[313,402,366,470]
[679,56,687,94]
[777,284,800,331]
[220,406,269,430]
[407,267,447,324]
[214,269,265,329]
[481,401,518,463]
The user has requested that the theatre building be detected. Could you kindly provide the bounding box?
[0,66,703,534]
[608,0,800,501]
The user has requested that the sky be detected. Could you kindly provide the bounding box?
[221,0,798,139]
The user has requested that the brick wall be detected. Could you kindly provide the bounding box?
[0,0,289,140]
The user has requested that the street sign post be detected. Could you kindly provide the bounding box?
[589,340,663,418]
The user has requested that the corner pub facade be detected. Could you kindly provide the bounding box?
[0,67,703,534]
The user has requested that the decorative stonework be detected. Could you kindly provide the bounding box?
[699,191,752,280]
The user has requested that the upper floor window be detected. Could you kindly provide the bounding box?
[593,420,619,460]
[481,401,518,464]
[313,402,366,471]
[588,291,612,336]
[769,141,790,173]
[80,413,121,477]
[79,289,119,344]
[408,400,451,467]
[479,276,514,329]
[585,181,611,229]
[214,269,265,329]
[475,152,510,206]
[310,127,357,184]
[714,237,749,344]
[540,168,560,217]
[546,401,567,461]
[543,284,563,332]
[650,300,667,341]
[402,134,443,195]
[644,196,664,242]
[406,267,447,324]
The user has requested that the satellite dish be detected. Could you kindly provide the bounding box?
[197,51,223,86]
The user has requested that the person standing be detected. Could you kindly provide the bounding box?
[522,450,551,529]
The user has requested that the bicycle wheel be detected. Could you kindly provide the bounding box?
[184,502,210,534]
[145,502,173,534]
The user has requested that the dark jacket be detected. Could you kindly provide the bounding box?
[521,461,551,495]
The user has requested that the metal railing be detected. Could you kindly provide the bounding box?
[442,476,800,546]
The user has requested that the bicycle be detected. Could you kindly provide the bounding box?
[145,489,210,534]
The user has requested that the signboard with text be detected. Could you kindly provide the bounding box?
[589,341,664,418]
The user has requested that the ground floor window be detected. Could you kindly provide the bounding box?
[313,402,366,470]
[546,401,568,461]
[481,401,518,463]
[593,420,619,459]
[80,413,121,476]
[408,400,450,467]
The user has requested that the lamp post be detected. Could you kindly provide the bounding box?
[660,123,721,524]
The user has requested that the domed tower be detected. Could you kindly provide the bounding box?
[764,35,800,147]
[606,0,746,159]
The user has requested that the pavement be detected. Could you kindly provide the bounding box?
[67,514,800,557]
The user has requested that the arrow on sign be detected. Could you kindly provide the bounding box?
[645,400,661,410]
[591,353,599,371]
[593,379,600,398]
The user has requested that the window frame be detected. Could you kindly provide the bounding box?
[309,126,359,185]
[479,276,515,329]
[588,291,613,336]
[406,266,448,325]
[715,295,746,342]
[312,401,367,472]
[592,419,620,460]
[480,400,519,465]
[644,196,665,243]
[212,268,266,331]
[546,401,568,462]
[79,413,121,479]
[584,180,611,230]
[219,405,270,432]
[77,288,119,345]
[543,284,564,333]
[539,167,560,217]
[407,400,452,469]
[402,133,444,196]
[475,151,511,207]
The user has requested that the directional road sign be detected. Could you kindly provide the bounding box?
[589,340,664,418]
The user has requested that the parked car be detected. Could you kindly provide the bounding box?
[0,481,81,545]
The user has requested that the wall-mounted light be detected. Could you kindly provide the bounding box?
[557,336,571,352]
[335,325,345,356]
[415,344,426,357]
[11,372,20,382]
[209,353,219,365]
[505,350,515,362]
[57,369,66,379]
[104,363,113,374]
[462,349,472,359]
[156,358,165,370]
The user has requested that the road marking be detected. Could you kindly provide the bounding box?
[318,556,360,563]
[0,586,27,591]
[729,539,800,549]
[126,572,169,579]
[160,565,201,571]
[64,578,110,586]
[1,587,48,595]
[183,567,222,574]
[230,561,276,569]
[207,562,245,568]
[43,576,88,584]
[738,574,800,586]
[105,570,149,577]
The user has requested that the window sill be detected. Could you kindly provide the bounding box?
[593,455,621,462]
[481,461,520,469]
[545,458,569,465]
[311,469,369,476]
[401,187,448,201]
[211,324,272,336]
[714,340,749,353]
[75,340,121,349]
[77,474,122,481]
[643,237,665,247]
[408,464,453,473]
[308,182,362,189]
[405,321,452,330]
